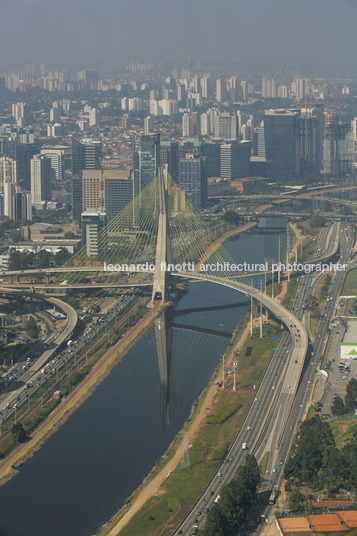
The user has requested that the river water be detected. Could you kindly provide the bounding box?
[0,225,286,536]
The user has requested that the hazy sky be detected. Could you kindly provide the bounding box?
[1,0,356,71]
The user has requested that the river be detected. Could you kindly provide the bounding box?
[0,224,286,536]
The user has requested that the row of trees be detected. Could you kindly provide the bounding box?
[9,248,71,271]
[285,415,357,494]
[202,455,260,536]
[331,378,357,416]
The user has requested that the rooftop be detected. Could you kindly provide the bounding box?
[343,319,357,344]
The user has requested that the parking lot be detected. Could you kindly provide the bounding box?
[319,322,357,414]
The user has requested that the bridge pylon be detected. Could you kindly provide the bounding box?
[151,166,173,304]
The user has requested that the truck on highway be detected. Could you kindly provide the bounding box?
[191,525,198,534]
[242,442,247,450]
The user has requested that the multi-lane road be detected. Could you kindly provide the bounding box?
[173,221,350,535]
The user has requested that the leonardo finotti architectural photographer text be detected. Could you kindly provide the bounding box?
[103,261,347,274]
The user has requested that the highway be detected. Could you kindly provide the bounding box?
[172,221,346,535]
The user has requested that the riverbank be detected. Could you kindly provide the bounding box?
[98,313,280,536]
[0,299,166,485]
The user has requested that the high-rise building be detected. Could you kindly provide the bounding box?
[299,107,323,177]
[202,141,221,178]
[160,141,179,182]
[216,79,226,102]
[200,113,211,137]
[264,109,300,179]
[81,168,135,222]
[323,116,354,178]
[200,76,210,99]
[144,116,153,133]
[4,182,16,218]
[81,211,106,256]
[135,132,160,191]
[30,154,52,204]
[0,156,17,194]
[71,139,102,222]
[40,147,65,182]
[104,170,135,223]
[214,113,238,140]
[88,107,100,126]
[262,78,276,98]
[220,141,251,180]
[179,154,207,207]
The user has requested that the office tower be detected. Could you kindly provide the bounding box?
[214,113,238,140]
[15,191,32,220]
[40,147,67,182]
[252,125,266,157]
[299,107,323,177]
[104,170,135,223]
[160,141,179,182]
[4,182,16,218]
[88,107,100,126]
[135,132,160,190]
[262,78,276,98]
[81,211,106,256]
[81,169,134,221]
[264,109,300,179]
[77,69,99,89]
[71,139,102,222]
[11,141,39,190]
[200,76,210,99]
[144,116,153,133]
[179,138,201,161]
[121,97,129,111]
[202,141,221,178]
[0,157,17,194]
[220,141,251,180]
[31,154,52,204]
[179,154,207,207]
[322,116,354,178]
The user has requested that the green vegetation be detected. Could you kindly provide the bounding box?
[331,379,357,416]
[342,267,357,296]
[310,216,327,229]
[201,455,260,536]
[11,422,28,443]
[26,316,39,339]
[206,400,242,425]
[8,248,71,270]
[285,416,357,494]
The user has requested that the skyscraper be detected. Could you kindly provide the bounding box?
[179,154,207,207]
[135,132,160,191]
[0,156,17,194]
[214,113,238,140]
[299,107,323,177]
[31,155,52,204]
[322,116,354,178]
[264,109,300,179]
[160,141,179,182]
[220,141,251,180]
[71,138,102,222]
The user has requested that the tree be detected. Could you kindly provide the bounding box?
[310,216,326,229]
[345,378,357,412]
[26,317,39,339]
[288,488,307,512]
[11,422,28,443]
[331,396,346,416]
